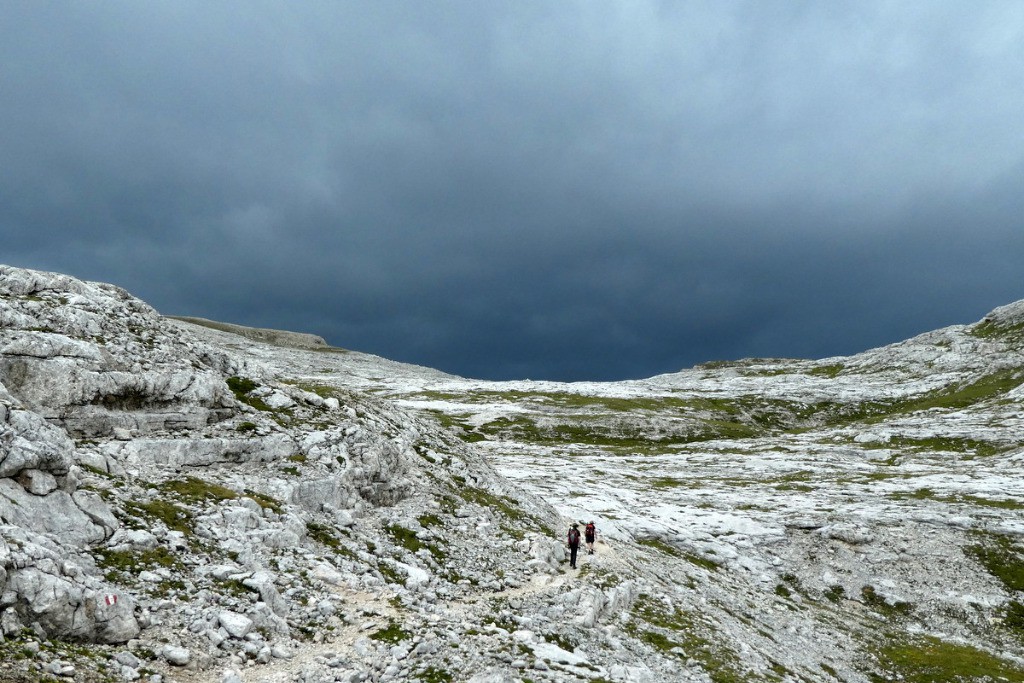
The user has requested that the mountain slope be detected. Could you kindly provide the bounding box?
[2,263,1024,683]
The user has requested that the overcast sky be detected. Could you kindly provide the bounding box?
[2,2,1023,381]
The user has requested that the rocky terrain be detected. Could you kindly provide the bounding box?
[1,264,1023,683]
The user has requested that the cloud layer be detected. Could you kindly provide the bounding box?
[3,1,1023,380]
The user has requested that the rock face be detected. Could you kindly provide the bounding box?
[1,263,1024,683]
[0,267,237,438]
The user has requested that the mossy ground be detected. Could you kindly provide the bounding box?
[871,635,1024,682]
[965,531,1024,591]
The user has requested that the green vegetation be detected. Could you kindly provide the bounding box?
[1002,600,1024,641]
[123,498,193,536]
[0,631,121,683]
[415,667,454,683]
[824,585,846,603]
[377,559,408,587]
[860,585,914,617]
[282,380,339,399]
[226,376,272,411]
[417,513,443,528]
[877,369,1024,417]
[577,564,622,590]
[306,521,342,549]
[477,414,760,450]
[369,621,412,644]
[636,537,720,571]
[889,488,937,502]
[425,409,487,442]
[872,635,1024,682]
[625,594,745,683]
[385,523,446,563]
[878,435,1007,458]
[965,531,1024,591]
[956,495,1024,510]
[96,545,183,586]
[452,477,554,537]
[415,371,1024,455]
[808,364,845,378]
[244,489,284,514]
[891,489,1024,510]
[543,632,577,652]
[970,318,1024,340]
[158,477,238,503]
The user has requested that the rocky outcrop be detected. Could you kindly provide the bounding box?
[0,265,237,438]
[0,526,139,644]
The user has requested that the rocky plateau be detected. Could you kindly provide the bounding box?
[1,264,1023,683]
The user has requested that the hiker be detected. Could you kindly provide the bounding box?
[584,521,597,555]
[567,523,581,569]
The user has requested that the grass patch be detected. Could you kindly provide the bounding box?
[892,490,1024,510]
[808,364,845,378]
[637,537,720,571]
[1001,600,1024,642]
[626,594,745,683]
[453,478,554,537]
[415,667,454,683]
[637,537,683,557]
[872,634,1024,682]
[226,376,272,411]
[417,513,443,528]
[956,495,1024,510]
[424,410,487,443]
[971,318,1024,340]
[861,585,914,617]
[542,632,577,652]
[885,436,1007,458]
[385,523,446,562]
[824,585,846,603]
[577,565,622,590]
[305,521,357,561]
[369,621,412,644]
[244,489,283,514]
[281,380,339,399]
[158,477,238,503]
[965,531,1024,591]
[96,546,183,585]
[889,487,937,502]
[885,369,1024,417]
[123,499,193,536]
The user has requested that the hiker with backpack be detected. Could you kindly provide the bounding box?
[584,521,597,555]
[567,523,581,569]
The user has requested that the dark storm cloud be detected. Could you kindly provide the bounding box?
[2,1,1023,380]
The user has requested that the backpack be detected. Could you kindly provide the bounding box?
[585,523,596,537]
[568,528,580,545]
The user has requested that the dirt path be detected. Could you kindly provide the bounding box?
[172,537,627,682]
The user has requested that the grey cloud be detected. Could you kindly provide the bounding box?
[2,1,1023,379]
